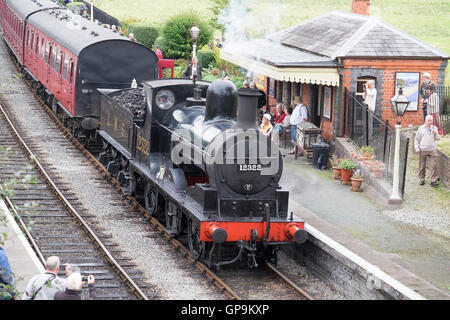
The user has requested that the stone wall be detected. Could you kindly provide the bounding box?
[437,150,449,189]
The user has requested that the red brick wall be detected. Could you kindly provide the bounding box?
[352,0,370,16]
[342,58,443,129]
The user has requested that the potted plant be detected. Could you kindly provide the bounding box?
[339,159,357,184]
[330,154,341,179]
[358,145,375,162]
[372,164,386,178]
[350,170,364,192]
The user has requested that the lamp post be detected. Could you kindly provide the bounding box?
[190,23,200,61]
[87,0,95,22]
[189,23,201,99]
[388,87,409,204]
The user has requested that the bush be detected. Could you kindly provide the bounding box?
[119,17,142,36]
[128,23,159,49]
[67,2,84,13]
[160,12,212,60]
[197,49,216,69]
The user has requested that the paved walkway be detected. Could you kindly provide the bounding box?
[279,147,449,296]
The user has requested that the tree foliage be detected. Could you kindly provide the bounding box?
[209,0,230,31]
[159,12,212,60]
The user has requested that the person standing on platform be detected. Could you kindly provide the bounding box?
[419,72,437,121]
[363,80,377,142]
[289,96,308,154]
[22,256,71,300]
[0,246,18,300]
[415,115,441,187]
[425,85,444,136]
[250,81,267,111]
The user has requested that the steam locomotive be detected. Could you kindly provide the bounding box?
[97,80,307,269]
[1,0,307,268]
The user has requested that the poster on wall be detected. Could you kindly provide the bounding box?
[268,78,275,97]
[323,86,332,119]
[253,74,266,91]
[395,72,420,111]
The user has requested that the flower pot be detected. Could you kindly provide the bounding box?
[351,178,363,192]
[340,169,353,184]
[332,167,341,179]
[358,155,374,162]
[363,159,377,166]
[372,168,384,178]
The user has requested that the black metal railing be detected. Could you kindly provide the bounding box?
[344,89,409,197]
[81,1,121,27]
[435,86,449,134]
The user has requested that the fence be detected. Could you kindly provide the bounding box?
[436,86,449,134]
[344,90,409,197]
[81,1,121,27]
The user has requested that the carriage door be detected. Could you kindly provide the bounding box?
[44,41,51,84]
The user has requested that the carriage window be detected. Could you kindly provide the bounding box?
[51,45,56,69]
[63,56,69,80]
[26,29,29,46]
[44,41,50,64]
[35,36,39,55]
[31,32,34,51]
[41,39,45,59]
[69,61,74,84]
[56,49,62,74]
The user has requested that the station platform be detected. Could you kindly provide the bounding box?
[280,146,449,299]
[0,199,45,296]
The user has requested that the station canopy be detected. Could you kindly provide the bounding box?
[220,39,340,87]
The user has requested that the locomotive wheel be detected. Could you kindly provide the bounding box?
[144,183,158,216]
[187,218,205,260]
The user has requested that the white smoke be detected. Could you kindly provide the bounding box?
[218,0,282,47]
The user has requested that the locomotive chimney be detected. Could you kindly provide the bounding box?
[204,80,238,122]
[234,88,260,130]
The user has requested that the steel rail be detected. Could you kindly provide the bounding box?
[265,262,313,300]
[0,102,149,300]
[35,96,242,301]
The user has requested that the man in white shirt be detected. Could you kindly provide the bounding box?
[363,80,377,142]
[415,115,441,186]
[289,96,308,154]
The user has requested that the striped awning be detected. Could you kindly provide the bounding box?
[220,40,340,86]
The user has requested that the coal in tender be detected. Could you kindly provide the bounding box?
[111,88,147,117]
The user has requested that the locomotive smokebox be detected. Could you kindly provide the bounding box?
[204,80,238,122]
[235,88,261,130]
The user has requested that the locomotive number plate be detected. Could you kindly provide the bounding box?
[238,164,262,172]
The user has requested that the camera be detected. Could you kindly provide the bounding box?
[82,276,88,282]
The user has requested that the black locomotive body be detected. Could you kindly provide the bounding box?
[97,79,306,268]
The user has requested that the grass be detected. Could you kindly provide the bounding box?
[94,0,450,84]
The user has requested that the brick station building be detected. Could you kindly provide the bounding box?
[220,0,449,142]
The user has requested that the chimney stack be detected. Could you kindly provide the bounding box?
[352,0,370,16]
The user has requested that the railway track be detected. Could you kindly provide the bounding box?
[0,49,314,301]
[0,103,151,300]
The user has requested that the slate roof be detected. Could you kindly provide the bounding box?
[221,39,337,67]
[269,11,449,59]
